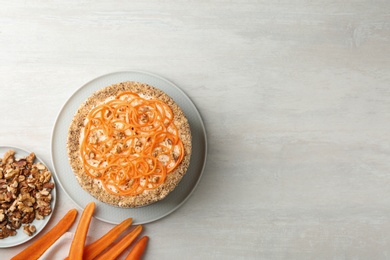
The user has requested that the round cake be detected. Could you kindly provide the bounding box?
[67,81,192,208]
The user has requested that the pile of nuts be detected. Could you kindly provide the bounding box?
[0,150,54,239]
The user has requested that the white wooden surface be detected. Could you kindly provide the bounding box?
[1,1,390,259]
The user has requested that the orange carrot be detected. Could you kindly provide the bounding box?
[80,91,185,196]
[125,236,149,260]
[11,209,78,260]
[82,218,133,260]
[68,202,95,260]
[95,225,143,260]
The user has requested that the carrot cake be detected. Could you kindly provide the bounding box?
[67,81,192,208]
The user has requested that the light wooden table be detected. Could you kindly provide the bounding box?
[1,1,390,259]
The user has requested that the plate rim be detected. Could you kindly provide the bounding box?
[0,145,57,248]
[50,70,208,224]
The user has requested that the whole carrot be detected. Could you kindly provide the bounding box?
[125,236,149,260]
[68,202,95,260]
[95,225,143,260]
[11,209,78,260]
[65,218,133,260]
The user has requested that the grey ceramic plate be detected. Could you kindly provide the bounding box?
[0,146,57,248]
[51,71,207,224]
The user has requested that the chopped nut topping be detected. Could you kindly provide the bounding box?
[0,150,54,239]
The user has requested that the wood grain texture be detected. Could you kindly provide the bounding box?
[1,0,390,259]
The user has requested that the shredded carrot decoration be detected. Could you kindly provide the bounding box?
[80,91,185,196]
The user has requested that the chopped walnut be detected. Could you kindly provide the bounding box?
[23,224,36,236]
[0,210,4,222]
[0,150,54,239]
